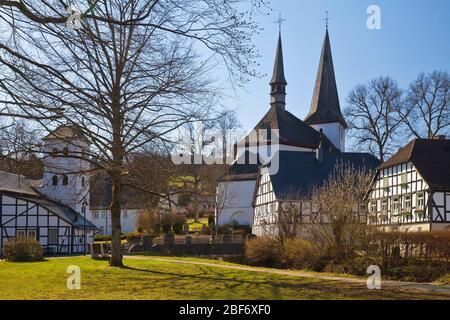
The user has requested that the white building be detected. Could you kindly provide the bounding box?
[217,29,350,229]
[366,138,450,232]
[89,208,139,235]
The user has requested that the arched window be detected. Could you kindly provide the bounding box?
[51,148,58,158]
[63,147,69,156]
[81,176,85,187]
[52,175,58,186]
[62,174,69,186]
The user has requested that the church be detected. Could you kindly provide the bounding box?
[216,28,380,235]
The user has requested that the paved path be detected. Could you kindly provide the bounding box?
[124,255,450,295]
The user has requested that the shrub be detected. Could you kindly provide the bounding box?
[245,237,281,267]
[3,238,44,262]
[94,235,112,242]
[172,221,184,234]
[282,238,320,270]
[126,231,145,242]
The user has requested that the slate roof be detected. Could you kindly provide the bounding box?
[0,171,40,196]
[304,30,347,128]
[262,150,380,200]
[270,32,287,86]
[252,105,338,150]
[379,138,450,190]
[219,151,261,182]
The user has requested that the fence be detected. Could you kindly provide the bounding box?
[127,234,246,256]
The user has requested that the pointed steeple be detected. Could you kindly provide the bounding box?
[305,29,347,128]
[270,32,287,110]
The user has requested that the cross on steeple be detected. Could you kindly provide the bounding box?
[324,10,330,29]
[275,13,286,32]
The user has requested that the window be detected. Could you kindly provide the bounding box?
[404,195,412,212]
[51,148,58,158]
[122,211,128,219]
[62,174,69,186]
[392,197,400,215]
[52,175,58,186]
[93,212,99,219]
[48,229,58,245]
[382,177,389,188]
[417,193,425,210]
[27,230,37,239]
[81,176,86,187]
[16,230,26,238]
[381,199,388,214]
[99,226,104,234]
[63,147,69,156]
[370,201,377,213]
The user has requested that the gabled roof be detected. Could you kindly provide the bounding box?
[253,105,338,150]
[379,139,450,190]
[262,150,380,201]
[304,30,347,128]
[43,124,89,143]
[0,171,41,196]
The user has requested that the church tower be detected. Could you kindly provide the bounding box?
[38,125,90,215]
[270,32,287,110]
[304,29,347,151]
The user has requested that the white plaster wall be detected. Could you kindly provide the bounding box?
[39,138,90,214]
[90,209,139,235]
[216,180,256,226]
[311,123,345,151]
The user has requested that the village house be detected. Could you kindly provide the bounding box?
[366,137,450,232]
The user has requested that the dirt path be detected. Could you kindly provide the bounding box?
[124,255,450,295]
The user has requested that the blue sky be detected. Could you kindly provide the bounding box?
[222,0,450,130]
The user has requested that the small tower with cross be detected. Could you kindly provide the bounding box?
[270,13,287,110]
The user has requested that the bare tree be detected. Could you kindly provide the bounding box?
[0,0,266,267]
[344,77,403,162]
[399,71,450,139]
[0,121,43,177]
[308,165,374,262]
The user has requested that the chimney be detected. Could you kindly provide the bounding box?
[433,135,446,140]
[316,129,324,164]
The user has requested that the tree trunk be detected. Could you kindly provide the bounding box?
[109,172,124,267]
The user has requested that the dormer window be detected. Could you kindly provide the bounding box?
[63,147,69,156]
[52,175,58,186]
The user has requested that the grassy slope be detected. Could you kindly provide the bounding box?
[0,257,449,300]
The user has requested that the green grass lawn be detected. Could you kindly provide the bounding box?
[0,256,449,300]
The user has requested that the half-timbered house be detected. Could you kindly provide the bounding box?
[366,137,450,232]
[252,147,379,237]
[0,171,97,255]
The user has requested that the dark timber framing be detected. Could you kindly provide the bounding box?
[0,191,91,256]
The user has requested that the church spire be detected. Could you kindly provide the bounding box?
[270,32,287,110]
[305,29,347,128]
